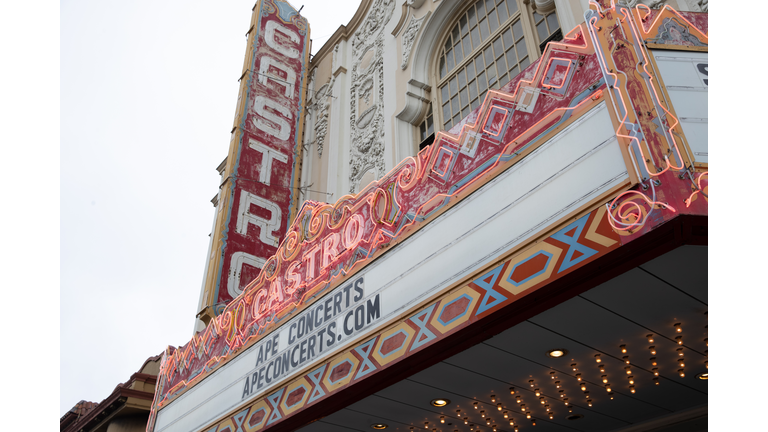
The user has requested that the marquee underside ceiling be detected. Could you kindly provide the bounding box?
[297,245,708,432]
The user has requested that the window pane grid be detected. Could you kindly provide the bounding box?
[419,104,434,142]
[533,11,560,44]
[437,0,537,131]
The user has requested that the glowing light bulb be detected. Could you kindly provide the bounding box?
[650,357,657,366]
[486,419,491,425]
[652,368,659,376]
[653,377,659,385]
[473,402,478,409]
[480,410,485,418]
[555,381,561,388]
[649,346,656,355]
[628,376,634,384]
[549,371,556,379]
[531,419,536,426]
[581,383,587,391]
[623,356,630,364]
[595,354,602,363]
[549,413,554,419]
[464,418,468,424]
[576,373,582,381]
[598,365,605,372]
[526,413,531,419]
[588,400,593,406]
[545,405,550,411]
[441,417,445,424]
[678,360,685,368]
[571,363,577,371]
[678,369,685,377]
[503,411,508,419]
[606,385,612,392]
[675,336,683,345]
[674,323,682,333]
[516,396,521,403]
[677,348,684,357]
[630,386,635,393]
[625,366,632,374]
[620,344,627,353]
[529,380,535,387]
[540,397,545,404]
[493,426,497,432]
[704,338,708,346]
[509,387,516,395]
[424,422,429,429]
[491,395,496,403]
[497,403,502,411]
[602,375,608,383]
[647,334,654,343]
[521,405,526,412]
[534,389,541,396]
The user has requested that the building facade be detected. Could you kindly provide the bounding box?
[61,355,162,432]
[163,0,708,431]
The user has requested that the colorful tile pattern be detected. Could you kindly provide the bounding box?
[197,202,622,432]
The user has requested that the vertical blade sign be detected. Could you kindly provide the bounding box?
[204,0,310,318]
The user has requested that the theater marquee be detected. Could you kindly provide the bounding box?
[149,3,707,432]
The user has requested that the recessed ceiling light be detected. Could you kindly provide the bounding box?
[547,349,568,358]
[371,423,388,429]
[431,399,450,407]
[697,372,708,380]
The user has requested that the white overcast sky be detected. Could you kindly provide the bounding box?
[56,0,359,418]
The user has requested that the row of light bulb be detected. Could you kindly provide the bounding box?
[416,322,706,432]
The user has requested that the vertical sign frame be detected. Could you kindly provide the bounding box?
[199,0,310,323]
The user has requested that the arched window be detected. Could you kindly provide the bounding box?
[533,10,561,53]
[432,0,560,131]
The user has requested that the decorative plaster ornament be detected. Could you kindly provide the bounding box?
[348,0,395,193]
[401,13,428,70]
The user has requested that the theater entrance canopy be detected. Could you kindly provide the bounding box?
[148,3,707,432]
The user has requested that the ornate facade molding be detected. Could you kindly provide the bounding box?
[348,0,395,193]
[533,0,556,14]
[619,0,667,8]
[401,12,428,70]
[312,77,334,158]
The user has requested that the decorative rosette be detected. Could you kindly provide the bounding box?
[261,0,276,17]
[291,14,308,36]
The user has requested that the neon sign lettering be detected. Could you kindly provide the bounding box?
[201,0,311,312]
